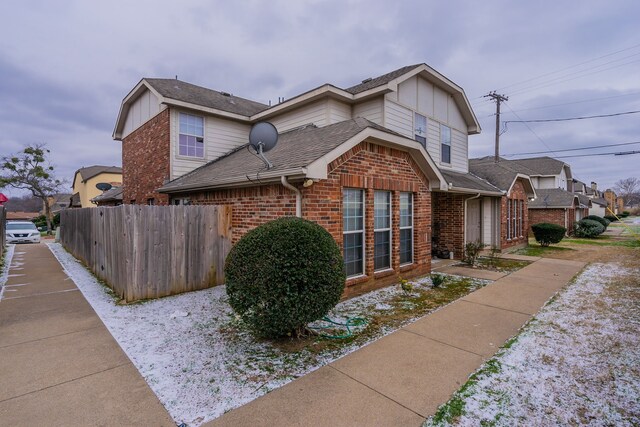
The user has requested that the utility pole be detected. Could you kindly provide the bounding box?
[484,91,509,162]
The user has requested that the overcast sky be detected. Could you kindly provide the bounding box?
[1,0,639,198]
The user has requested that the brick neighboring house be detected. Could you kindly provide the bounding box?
[467,157,536,251]
[528,188,580,234]
[113,63,490,293]
[604,189,619,215]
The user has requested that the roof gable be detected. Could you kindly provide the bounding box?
[529,188,578,209]
[72,166,122,189]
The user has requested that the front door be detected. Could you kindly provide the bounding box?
[466,198,481,243]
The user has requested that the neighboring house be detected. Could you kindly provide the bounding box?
[114,63,484,294]
[468,157,536,251]
[69,193,82,208]
[45,193,72,215]
[574,179,607,217]
[510,156,573,192]
[529,188,580,233]
[604,189,618,215]
[6,211,39,221]
[71,166,123,208]
[91,187,123,206]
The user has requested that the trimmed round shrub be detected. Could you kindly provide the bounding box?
[225,217,345,338]
[531,222,566,247]
[584,215,610,229]
[621,211,630,218]
[604,215,618,222]
[574,218,605,238]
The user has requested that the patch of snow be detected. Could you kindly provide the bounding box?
[48,243,490,426]
[0,244,16,301]
[426,263,640,426]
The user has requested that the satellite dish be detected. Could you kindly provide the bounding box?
[249,122,278,152]
[96,182,113,192]
[249,122,278,169]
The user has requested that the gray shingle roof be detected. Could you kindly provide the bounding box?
[511,156,567,176]
[529,188,577,209]
[575,193,592,208]
[76,165,122,182]
[91,187,123,203]
[469,157,536,192]
[591,197,608,207]
[344,64,423,94]
[159,118,397,193]
[440,170,502,194]
[145,78,270,116]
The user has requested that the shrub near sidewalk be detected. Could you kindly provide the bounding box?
[225,217,345,339]
[574,218,605,238]
[584,215,610,230]
[531,223,566,247]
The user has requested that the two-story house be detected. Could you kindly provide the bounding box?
[573,179,607,217]
[113,64,525,294]
[71,166,123,208]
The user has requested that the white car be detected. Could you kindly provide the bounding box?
[5,221,41,244]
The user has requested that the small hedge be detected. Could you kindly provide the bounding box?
[604,215,618,222]
[225,217,345,338]
[584,215,610,229]
[574,218,605,238]
[531,223,566,247]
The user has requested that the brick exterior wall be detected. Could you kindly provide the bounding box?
[529,208,575,236]
[185,140,432,297]
[501,180,529,250]
[122,108,171,205]
[431,192,465,259]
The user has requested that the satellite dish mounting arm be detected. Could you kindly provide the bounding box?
[256,141,273,170]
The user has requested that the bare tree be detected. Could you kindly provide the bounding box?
[0,145,64,232]
[614,177,640,207]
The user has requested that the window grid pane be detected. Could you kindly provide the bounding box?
[343,189,364,277]
[414,113,427,148]
[441,125,451,163]
[179,113,204,158]
[399,193,413,265]
[374,191,391,271]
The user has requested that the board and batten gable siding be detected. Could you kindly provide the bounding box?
[269,99,329,132]
[169,108,251,179]
[327,99,352,124]
[352,97,384,125]
[383,75,470,173]
[122,89,163,138]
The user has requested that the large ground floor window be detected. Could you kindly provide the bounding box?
[343,189,364,277]
[399,192,413,265]
[374,191,391,271]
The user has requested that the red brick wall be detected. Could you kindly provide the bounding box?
[122,108,171,205]
[529,208,574,236]
[185,140,431,296]
[501,180,529,250]
[431,192,465,259]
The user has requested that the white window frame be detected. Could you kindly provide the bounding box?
[374,191,392,272]
[178,112,205,159]
[343,188,365,278]
[399,192,414,266]
[512,199,517,240]
[518,200,524,237]
[414,113,427,148]
[440,124,451,164]
[506,199,512,240]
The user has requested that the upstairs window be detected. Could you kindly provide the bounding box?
[414,113,427,147]
[440,125,451,164]
[179,113,204,158]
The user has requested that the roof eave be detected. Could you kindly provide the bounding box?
[444,186,505,197]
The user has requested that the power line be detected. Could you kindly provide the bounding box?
[503,101,559,158]
[503,141,640,156]
[554,150,640,159]
[504,110,640,124]
[495,42,640,93]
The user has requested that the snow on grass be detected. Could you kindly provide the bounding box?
[48,243,489,426]
[426,262,640,426]
[0,244,16,300]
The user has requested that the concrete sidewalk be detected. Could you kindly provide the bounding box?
[0,244,174,426]
[206,257,586,427]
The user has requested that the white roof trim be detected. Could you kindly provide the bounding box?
[507,173,537,198]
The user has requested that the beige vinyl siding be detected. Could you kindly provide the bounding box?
[397,76,418,107]
[327,99,352,124]
[417,77,435,117]
[269,100,328,132]
[122,89,162,138]
[353,97,384,124]
[536,177,556,189]
[433,86,448,123]
[450,128,468,172]
[426,119,441,163]
[383,101,413,138]
[170,109,250,179]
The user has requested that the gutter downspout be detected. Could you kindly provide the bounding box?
[463,193,482,249]
[281,176,302,218]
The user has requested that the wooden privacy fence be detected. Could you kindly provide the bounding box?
[60,204,232,302]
